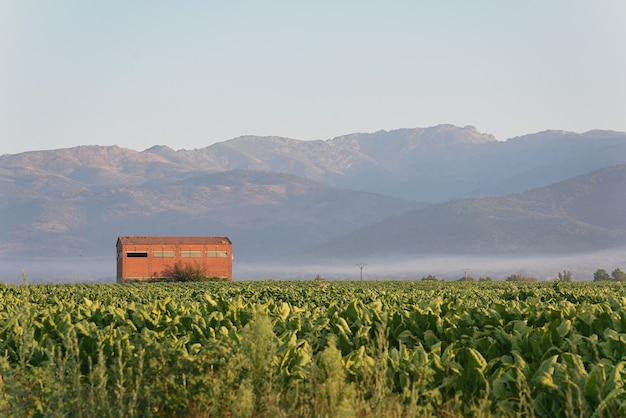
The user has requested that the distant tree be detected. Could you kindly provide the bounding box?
[593,269,611,282]
[557,270,573,282]
[421,275,438,281]
[506,273,538,282]
[611,268,626,282]
[478,276,493,282]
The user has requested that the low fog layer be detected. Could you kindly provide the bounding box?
[0,257,114,284]
[1,248,624,284]
[233,249,626,282]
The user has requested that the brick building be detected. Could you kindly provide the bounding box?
[116,236,232,283]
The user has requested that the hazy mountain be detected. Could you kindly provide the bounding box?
[1,125,626,281]
[0,169,418,261]
[308,164,626,260]
[3,125,625,203]
[143,126,626,202]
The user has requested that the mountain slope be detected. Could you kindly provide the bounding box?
[308,164,626,260]
[0,170,418,261]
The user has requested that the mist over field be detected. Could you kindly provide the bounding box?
[0,257,114,284]
[1,246,624,284]
[213,249,626,282]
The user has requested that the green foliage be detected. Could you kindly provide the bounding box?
[611,268,626,282]
[173,262,208,282]
[557,270,573,282]
[236,314,278,415]
[506,273,538,282]
[593,268,626,282]
[312,337,356,417]
[131,262,230,283]
[593,268,611,281]
[2,281,626,416]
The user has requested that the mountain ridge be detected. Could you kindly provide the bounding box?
[1,125,626,280]
[3,125,625,203]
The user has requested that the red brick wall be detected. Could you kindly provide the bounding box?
[117,241,232,282]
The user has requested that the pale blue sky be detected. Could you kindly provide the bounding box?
[1,1,625,154]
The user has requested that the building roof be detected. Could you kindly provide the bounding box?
[117,236,231,245]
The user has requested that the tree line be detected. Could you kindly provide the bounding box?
[418,267,626,282]
[593,267,626,282]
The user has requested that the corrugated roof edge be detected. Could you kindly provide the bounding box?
[117,236,232,245]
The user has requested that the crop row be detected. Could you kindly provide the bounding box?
[1,280,625,417]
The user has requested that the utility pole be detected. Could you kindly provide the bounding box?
[357,263,366,281]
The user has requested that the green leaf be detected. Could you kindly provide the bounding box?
[533,355,559,391]
[556,319,571,338]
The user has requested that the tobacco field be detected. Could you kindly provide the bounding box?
[1,280,626,417]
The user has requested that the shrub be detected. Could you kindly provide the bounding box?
[172,262,207,282]
[505,273,538,282]
[132,262,230,283]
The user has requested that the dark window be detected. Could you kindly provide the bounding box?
[127,252,148,258]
